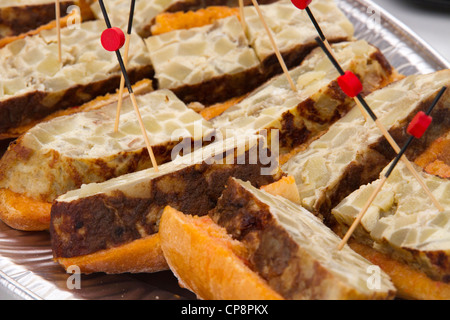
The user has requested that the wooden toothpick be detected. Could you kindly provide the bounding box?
[315,36,444,213]
[337,175,387,250]
[251,0,297,92]
[114,0,136,133]
[338,86,447,250]
[292,1,366,119]
[238,0,247,33]
[99,0,159,172]
[55,0,62,63]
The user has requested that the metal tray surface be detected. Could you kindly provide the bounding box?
[0,0,449,300]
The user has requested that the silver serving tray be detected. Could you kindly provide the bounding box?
[0,0,449,300]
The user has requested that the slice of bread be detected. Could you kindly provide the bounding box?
[159,206,284,300]
[260,175,300,204]
[145,0,357,106]
[209,177,396,299]
[243,0,354,78]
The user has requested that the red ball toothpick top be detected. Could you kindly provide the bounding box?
[291,0,312,10]
[337,71,363,98]
[101,27,125,52]
[407,111,432,139]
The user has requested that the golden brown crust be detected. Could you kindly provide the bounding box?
[0,0,95,39]
[0,188,51,231]
[348,241,450,300]
[260,176,301,204]
[200,95,246,121]
[56,233,169,274]
[415,130,450,179]
[168,65,265,106]
[159,206,284,300]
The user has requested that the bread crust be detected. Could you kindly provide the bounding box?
[348,240,450,300]
[0,188,51,231]
[0,8,78,49]
[159,206,284,300]
[55,233,169,274]
[151,6,240,36]
[169,65,266,106]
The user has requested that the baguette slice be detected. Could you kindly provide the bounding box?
[347,240,450,300]
[0,89,214,231]
[159,206,284,300]
[415,130,450,179]
[243,0,354,77]
[282,70,450,223]
[209,177,396,299]
[50,135,283,273]
[0,20,153,135]
[146,15,264,105]
[332,161,450,284]
[211,40,395,153]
